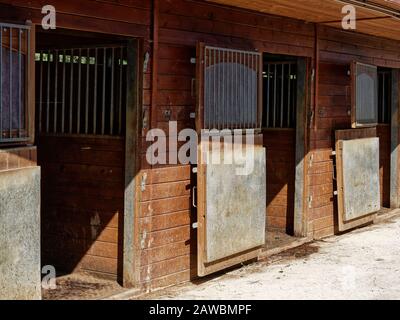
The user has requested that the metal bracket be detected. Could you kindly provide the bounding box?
[141,173,147,192]
[192,186,197,208]
[308,196,313,209]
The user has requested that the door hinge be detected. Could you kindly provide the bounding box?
[141,173,148,192]
[143,52,150,72]
[142,109,149,130]
[192,186,197,208]
[308,196,313,209]
[308,110,314,124]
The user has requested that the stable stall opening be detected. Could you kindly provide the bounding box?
[36,29,128,289]
[262,53,298,248]
[377,67,392,209]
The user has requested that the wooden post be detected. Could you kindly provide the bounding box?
[294,58,308,237]
[390,69,400,208]
[123,39,140,287]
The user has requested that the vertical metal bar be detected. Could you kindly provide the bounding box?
[46,50,50,133]
[102,47,106,135]
[85,48,90,134]
[236,51,238,130]
[214,49,218,129]
[38,51,43,134]
[245,53,249,128]
[239,52,242,129]
[110,47,115,135]
[288,63,291,128]
[69,49,74,134]
[204,48,212,128]
[228,51,231,129]
[205,48,208,129]
[218,49,221,130]
[251,53,254,128]
[266,63,270,128]
[118,47,123,135]
[280,64,284,128]
[18,29,21,137]
[54,49,58,133]
[61,50,66,133]
[244,52,247,129]
[9,28,12,138]
[0,26,3,139]
[94,48,98,134]
[222,50,225,130]
[26,29,30,138]
[77,48,82,134]
[253,54,256,128]
[273,64,277,128]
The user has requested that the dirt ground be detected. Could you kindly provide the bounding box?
[42,272,125,300]
[139,214,400,300]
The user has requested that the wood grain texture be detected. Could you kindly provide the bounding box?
[39,136,125,278]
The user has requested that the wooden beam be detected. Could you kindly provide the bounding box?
[150,0,159,130]
[294,58,308,237]
[391,69,400,208]
[123,39,140,287]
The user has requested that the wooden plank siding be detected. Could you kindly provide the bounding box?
[1,0,400,292]
[263,129,295,233]
[39,136,125,278]
[308,25,400,239]
[0,0,152,282]
[138,0,316,290]
[145,0,400,289]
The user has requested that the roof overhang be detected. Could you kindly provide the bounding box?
[206,0,400,41]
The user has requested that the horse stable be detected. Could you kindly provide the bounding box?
[0,0,399,300]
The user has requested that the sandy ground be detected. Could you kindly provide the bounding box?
[140,215,400,300]
[42,272,125,300]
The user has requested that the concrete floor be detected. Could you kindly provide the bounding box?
[140,214,400,300]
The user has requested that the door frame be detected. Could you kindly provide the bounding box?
[34,26,142,287]
[390,69,400,209]
[123,39,142,288]
[293,57,310,237]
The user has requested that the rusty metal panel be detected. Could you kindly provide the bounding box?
[0,167,41,300]
[340,137,380,221]
[204,145,266,263]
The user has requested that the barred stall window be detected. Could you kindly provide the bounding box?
[263,61,297,129]
[203,46,262,130]
[352,62,378,127]
[0,23,32,143]
[378,69,392,124]
[36,46,127,136]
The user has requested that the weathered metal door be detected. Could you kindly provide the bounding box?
[195,43,266,276]
[335,128,380,231]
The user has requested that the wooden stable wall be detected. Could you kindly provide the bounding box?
[308,26,400,239]
[39,136,125,278]
[148,0,400,289]
[0,0,151,281]
[377,124,391,208]
[1,0,400,292]
[0,147,37,171]
[138,0,315,290]
[263,129,295,234]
